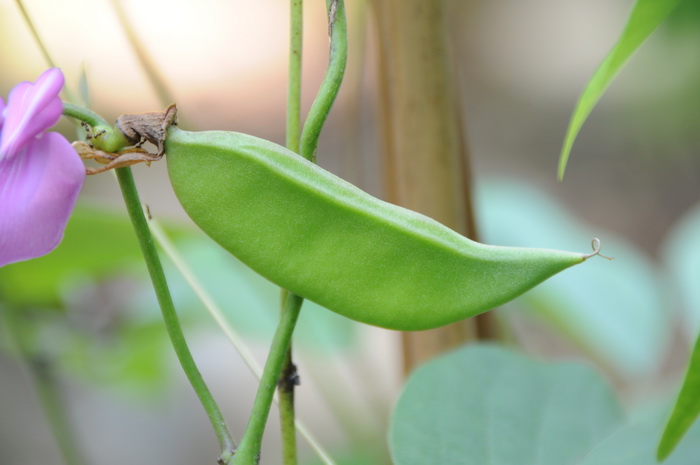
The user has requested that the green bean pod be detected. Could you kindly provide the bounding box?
[165,128,589,331]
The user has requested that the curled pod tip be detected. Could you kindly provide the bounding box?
[584,237,614,261]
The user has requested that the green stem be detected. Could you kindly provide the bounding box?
[3,308,88,465]
[62,102,131,153]
[278,347,299,465]
[234,2,347,463]
[233,293,303,465]
[279,1,304,464]
[28,356,87,465]
[62,102,109,129]
[114,167,236,464]
[148,219,338,465]
[287,0,304,153]
[299,0,348,162]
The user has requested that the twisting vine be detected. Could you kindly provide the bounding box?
[232,1,348,463]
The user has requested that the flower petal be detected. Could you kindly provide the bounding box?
[0,132,84,267]
[0,97,5,130]
[0,68,64,159]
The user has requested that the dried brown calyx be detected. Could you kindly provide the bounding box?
[75,104,177,175]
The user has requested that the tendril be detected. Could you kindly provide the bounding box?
[585,237,614,261]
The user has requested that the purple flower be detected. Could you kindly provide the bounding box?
[0,68,85,267]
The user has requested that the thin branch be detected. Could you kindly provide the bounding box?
[147,218,338,465]
[115,167,236,464]
[286,0,304,154]
[232,294,303,464]
[109,0,177,107]
[299,0,348,162]
[280,0,305,463]
[3,308,88,465]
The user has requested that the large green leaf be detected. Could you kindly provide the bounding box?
[661,200,700,341]
[656,200,700,460]
[666,0,700,31]
[558,0,683,179]
[582,402,700,464]
[390,345,622,465]
[476,179,668,378]
[657,332,700,461]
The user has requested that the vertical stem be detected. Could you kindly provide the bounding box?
[114,167,236,464]
[279,2,304,463]
[287,0,304,154]
[3,308,88,465]
[299,0,348,162]
[233,293,304,465]
[280,1,304,463]
[234,2,346,462]
[277,309,299,465]
[337,0,369,187]
[279,3,304,463]
[149,219,338,465]
[32,361,86,465]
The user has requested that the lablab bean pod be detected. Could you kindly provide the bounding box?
[164,127,595,331]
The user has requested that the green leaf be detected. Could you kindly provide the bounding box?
[389,344,622,465]
[661,200,700,341]
[581,402,700,464]
[302,451,382,465]
[655,200,700,459]
[61,320,171,395]
[558,0,683,179]
[665,0,700,33]
[658,332,700,461]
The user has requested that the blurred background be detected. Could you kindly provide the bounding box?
[1,0,700,464]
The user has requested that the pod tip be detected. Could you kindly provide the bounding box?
[583,237,614,261]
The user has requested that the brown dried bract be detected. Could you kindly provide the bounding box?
[73,141,162,175]
[116,103,178,157]
[76,104,177,175]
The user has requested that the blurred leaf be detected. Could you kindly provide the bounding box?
[78,64,90,107]
[657,200,700,459]
[559,0,683,179]
[581,402,700,464]
[390,344,622,465]
[657,330,700,461]
[1,302,173,396]
[661,200,700,340]
[62,320,170,395]
[0,204,194,394]
[303,451,381,465]
[0,204,143,307]
[665,0,700,33]
[476,179,668,378]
